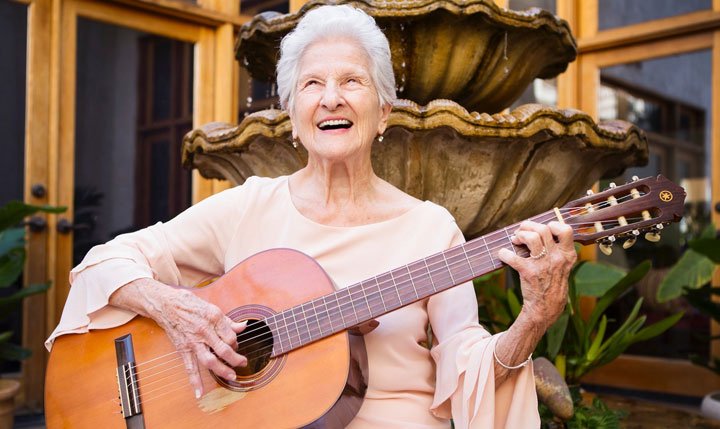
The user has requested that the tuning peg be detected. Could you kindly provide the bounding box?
[609,182,617,189]
[645,224,664,242]
[598,236,615,256]
[586,189,594,196]
[599,242,613,255]
[645,231,661,242]
[622,230,640,249]
[632,175,639,182]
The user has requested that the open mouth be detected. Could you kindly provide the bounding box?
[317,119,353,131]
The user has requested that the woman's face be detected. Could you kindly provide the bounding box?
[290,38,391,164]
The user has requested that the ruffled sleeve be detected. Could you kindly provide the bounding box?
[427,230,539,429]
[45,181,252,350]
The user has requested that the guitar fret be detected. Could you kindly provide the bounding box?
[461,244,476,277]
[503,228,517,254]
[423,258,436,292]
[321,296,334,333]
[295,306,310,345]
[335,288,348,328]
[268,317,284,355]
[309,300,323,338]
[442,252,455,285]
[367,277,387,312]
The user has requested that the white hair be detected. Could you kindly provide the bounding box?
[276,5,396,112]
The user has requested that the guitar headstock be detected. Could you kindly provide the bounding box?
[561,175,686,254]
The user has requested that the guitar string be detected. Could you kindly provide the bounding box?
[121,209,648,392]
[124,210,649,395]
[118,192,656,404]
[118,213,647,411]
[227,197,644,355]
[229,216,650,363]
[123,195,648,388]
[126,194,636,375]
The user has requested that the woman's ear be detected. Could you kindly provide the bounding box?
[288,109,298,141]
[377,102,392,135]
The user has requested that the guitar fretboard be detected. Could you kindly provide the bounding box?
[266,210,558,357]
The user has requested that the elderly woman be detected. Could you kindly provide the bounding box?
[47,5,575,428]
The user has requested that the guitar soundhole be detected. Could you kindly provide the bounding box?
[213,312,286,392]
[235,319,273,377]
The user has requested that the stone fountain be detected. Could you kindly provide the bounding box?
[181,0,649,419]
[182,0,647,239]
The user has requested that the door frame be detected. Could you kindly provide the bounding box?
[20,0,241,409]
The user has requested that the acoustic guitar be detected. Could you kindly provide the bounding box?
[45,175,685,428]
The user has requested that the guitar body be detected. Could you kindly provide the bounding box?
[45,249,368,429]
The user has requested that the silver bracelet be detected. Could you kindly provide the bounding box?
[493,333,532,370]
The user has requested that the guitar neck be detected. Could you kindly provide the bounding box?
[268,209,557,356]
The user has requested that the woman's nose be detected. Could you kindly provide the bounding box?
[320,83,342,110]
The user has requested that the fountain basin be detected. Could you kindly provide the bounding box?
[236,0,576,114]
[183,101,647,238]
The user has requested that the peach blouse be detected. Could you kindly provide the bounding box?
[47,176,538,428]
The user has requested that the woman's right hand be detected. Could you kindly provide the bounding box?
[109,278,248,398]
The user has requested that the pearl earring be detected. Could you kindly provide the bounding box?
[377,135,384,143]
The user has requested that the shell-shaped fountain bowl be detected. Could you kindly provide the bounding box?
[236,0,576,114]
[182,101,648,238]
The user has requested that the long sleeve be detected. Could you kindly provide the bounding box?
[45,180,253,350]
[427,231,539,429]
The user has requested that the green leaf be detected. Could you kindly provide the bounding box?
[0,283,50,315]
[0,331,12,343]
[598,299,643,354]
[0,200,65,232]
[574,261,627,297]
[0,228,25,259]
[656,249,715,302]
[690,238,720,264]
[507,288,522,319]
[0,247,26,287]
[545,312,569,360]
[586,315,607,362]
[586,261,651,337]
[632,311,684,343]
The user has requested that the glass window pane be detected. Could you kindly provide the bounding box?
[240,0,289,16]
[74,18,193,267]
[599,0,710,31]
[0,0,26,206]
[598,50,711,360]
[508,0,555,13]
[507,0,557,108]
[0,0,27,375]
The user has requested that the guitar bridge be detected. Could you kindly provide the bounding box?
[115,334,143,421]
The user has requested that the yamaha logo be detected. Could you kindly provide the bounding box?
[659,190,673,202]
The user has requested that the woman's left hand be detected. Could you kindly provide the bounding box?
[497,221,577,330]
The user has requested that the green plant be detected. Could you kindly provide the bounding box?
[476,260,682,385]
[0,200,64,362]
[656,224,718,303]
[476,257,682,428]
[655,224,720,374]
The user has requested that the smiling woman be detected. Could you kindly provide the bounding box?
[46,5,576,429]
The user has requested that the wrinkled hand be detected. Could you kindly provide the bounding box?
[497,221,577,329]
[110,280,248,398]
[155,288,248,398]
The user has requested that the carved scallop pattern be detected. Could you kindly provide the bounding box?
[182,101,648,238]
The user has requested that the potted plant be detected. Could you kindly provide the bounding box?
[0,201,64,429]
